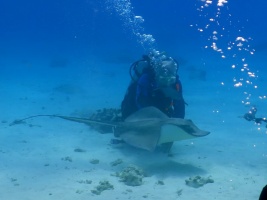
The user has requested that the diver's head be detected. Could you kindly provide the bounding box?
[154,58,178,87]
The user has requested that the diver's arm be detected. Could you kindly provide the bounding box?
[172,79,185,118]
[135,74,152,109]
[173,98,185,118]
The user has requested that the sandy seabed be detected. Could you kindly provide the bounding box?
[0,61,266,200]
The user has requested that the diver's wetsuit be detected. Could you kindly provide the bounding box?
[135,73,185,119]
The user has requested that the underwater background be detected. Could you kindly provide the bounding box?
[0,0,266,199]
[1,0,267,82]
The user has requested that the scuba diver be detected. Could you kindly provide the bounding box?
[120,51,186,153]
[121,51,185,120]
[243,106,267,127]
[259,185,267,200]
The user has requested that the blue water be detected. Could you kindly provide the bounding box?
[0,0,266,199]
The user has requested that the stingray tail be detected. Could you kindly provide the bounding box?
[9,115,56,126]
[56,115,117,127]
[9,115,117,128]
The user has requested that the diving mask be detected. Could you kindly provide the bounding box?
[155,60,178,86]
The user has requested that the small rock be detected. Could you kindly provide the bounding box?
[90,159,99,164]
[61,156,72,162]
[74,148,86,153]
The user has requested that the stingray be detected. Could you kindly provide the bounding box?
[10,107,210,152]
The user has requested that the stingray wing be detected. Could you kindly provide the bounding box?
[114,107,167,151]
[124,106,169,122]
[115,107,210,151]
[157,118,210,144]
[116,120,161,151]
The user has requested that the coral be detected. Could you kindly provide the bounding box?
[91,181,114,195]
[77,180,92,184]
[89,108,122,133]
[110,159,123,166]
[90,159,99,164]
[115,165,145,186]
[185,175,214,188]
[156,180,164,185]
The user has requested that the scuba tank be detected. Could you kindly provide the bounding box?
[129,55,153,82]
[121,55,153,120]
